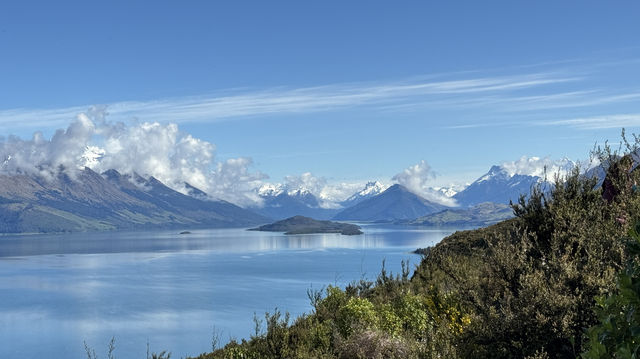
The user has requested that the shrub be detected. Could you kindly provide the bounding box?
[583,221,640,358]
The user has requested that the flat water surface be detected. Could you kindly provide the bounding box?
[0,224,456,358]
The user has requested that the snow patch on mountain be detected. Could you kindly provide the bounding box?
[431,185,462,197]
[257,183,285,197]
[256,172,391,210]
[344,181,389,202]
[453,156,580,207]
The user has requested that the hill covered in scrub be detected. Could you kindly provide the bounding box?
[188,142,640,359]
[408,202,514,228]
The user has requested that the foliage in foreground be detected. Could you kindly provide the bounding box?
[83,337,171,359]
[188,136,640,358]
[582,222,640,358]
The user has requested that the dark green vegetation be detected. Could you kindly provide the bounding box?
[188,138,640,358]
[0,168,266,233]
[582,221,640,358]
[250,216,363,235]
[408,202,513,228]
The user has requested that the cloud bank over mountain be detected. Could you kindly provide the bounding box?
[500,156,576,179]
[0,108,266,206]
[392,160,458,206]
[0,109,369,208]
[263,172,371,209]
[1,108,583,210]
[1,114,95,180]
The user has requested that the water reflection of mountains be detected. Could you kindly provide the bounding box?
[0,226,455,257]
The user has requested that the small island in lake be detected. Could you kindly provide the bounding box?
[250,215,363,235]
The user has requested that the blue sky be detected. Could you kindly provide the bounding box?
[2,1,640,189]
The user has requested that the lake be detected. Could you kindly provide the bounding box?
[0,224,456,358]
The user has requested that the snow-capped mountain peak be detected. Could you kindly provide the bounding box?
[341,181,389,207]
[477,165,509,182]
[431,186,459,198]
[251,181,339,220]
[257,183,285,197]
[257,183,318,199]
[475,157,577,185]
[354,181,387,197]
[287,188,314,197]
[453,157,577,207]
[346,181,385,200]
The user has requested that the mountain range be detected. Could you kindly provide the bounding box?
[250,184,340,220]
[251,181,389,221]
[0,168,267,233]
[452,165,542,207]
[0,160,591,233]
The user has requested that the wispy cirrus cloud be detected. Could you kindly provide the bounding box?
[0,72,578,130]
[539,114,640,130]
[390,89,640,116]
[473,90,640,112]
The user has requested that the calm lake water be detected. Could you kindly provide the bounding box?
[0,224,456,359]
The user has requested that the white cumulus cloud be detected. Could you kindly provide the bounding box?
[283,172,328,196]
[0,113,96,180]
[0,109,266,207]
[501,156,576,179]
[392,160,458,206]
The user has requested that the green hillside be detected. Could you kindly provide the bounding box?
[186,141,640,359]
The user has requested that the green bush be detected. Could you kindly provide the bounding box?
[583,222,640,358]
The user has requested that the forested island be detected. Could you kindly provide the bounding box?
[249,215,363,235]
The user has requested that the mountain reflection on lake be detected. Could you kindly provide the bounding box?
[0,224,455,359]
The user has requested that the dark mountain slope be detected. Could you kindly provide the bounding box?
[334,184,448,221]
[0,168,266,233]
